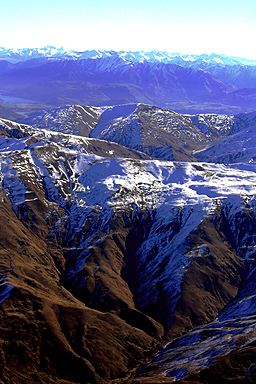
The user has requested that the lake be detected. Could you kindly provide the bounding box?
[0,93,37,104]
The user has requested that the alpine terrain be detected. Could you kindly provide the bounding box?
[1,48,256,384]
[1,47,256,114]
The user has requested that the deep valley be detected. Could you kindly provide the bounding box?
[1,48,256,384]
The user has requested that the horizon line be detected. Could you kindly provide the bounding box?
[0,46,255,61]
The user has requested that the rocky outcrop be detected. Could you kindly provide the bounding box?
[1,115,256,383]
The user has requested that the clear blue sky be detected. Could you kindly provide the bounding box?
[1,0,256,58]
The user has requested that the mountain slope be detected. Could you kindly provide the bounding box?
[21,103,234,161]
[0,56,234,110]
[0,119,161,384]
[0,47,255,67]
[89,103,211,161]
[0,185,161,384]
[194,111,256,163]
[1,113,256,383]
[2,48,256,113]
[20,103,256,163]
[20,104,102,136]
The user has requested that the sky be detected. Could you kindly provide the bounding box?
[1,0,256,59]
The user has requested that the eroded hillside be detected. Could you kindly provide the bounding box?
[1,108,256,383]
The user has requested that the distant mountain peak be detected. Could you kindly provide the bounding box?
[0,46,255,66]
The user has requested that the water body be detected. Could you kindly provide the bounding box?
[0,93,37,104]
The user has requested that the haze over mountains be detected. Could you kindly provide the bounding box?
[2,47,256,384]
[1,47,256,114]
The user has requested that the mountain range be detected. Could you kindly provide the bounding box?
[2,100,256,383]
[18,103,256,162]
[3,46,256,384]
[1,47,255,66]
[1,47,256,114]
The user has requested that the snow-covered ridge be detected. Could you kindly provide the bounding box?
[19,103,256,164]
[3,113,256,381]
[0,46,255,66]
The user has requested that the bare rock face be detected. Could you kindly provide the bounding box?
[0,118,167,383]
[0,184,162,384]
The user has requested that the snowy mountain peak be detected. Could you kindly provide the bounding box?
[0,46,255,66]
[2,103,256,383]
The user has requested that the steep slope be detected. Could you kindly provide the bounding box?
[20,103,256,163]
[20,104,102,137]
[1,47,255,67]
[89,103,211,161]
[3,48,256,113]
[194,111,256,164]
[0,186,161,384]
[0,120,162,384]
[2,114,256,383]
[197,62,256,89]
[20,103,213,161]
[0,117,152,160]
[132,189,256,383]
[0,57,233,110]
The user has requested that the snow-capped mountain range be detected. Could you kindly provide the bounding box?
[19,103,256,163]
[1,46,255,66]
[1,47,256,114]
[2,101,256,383]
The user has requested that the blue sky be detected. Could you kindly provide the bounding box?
[1,0,256,58]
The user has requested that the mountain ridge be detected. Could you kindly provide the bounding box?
[1,111,256,383]
[1,47,256,114]
[18,103,256,163]
[2,45,256,382]
[1,46,255,66]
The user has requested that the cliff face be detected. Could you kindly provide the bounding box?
[1,109,256,383]
[0,158,161,384]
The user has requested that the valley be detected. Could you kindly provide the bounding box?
[1,48,256,115]
[1,48,256,384]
